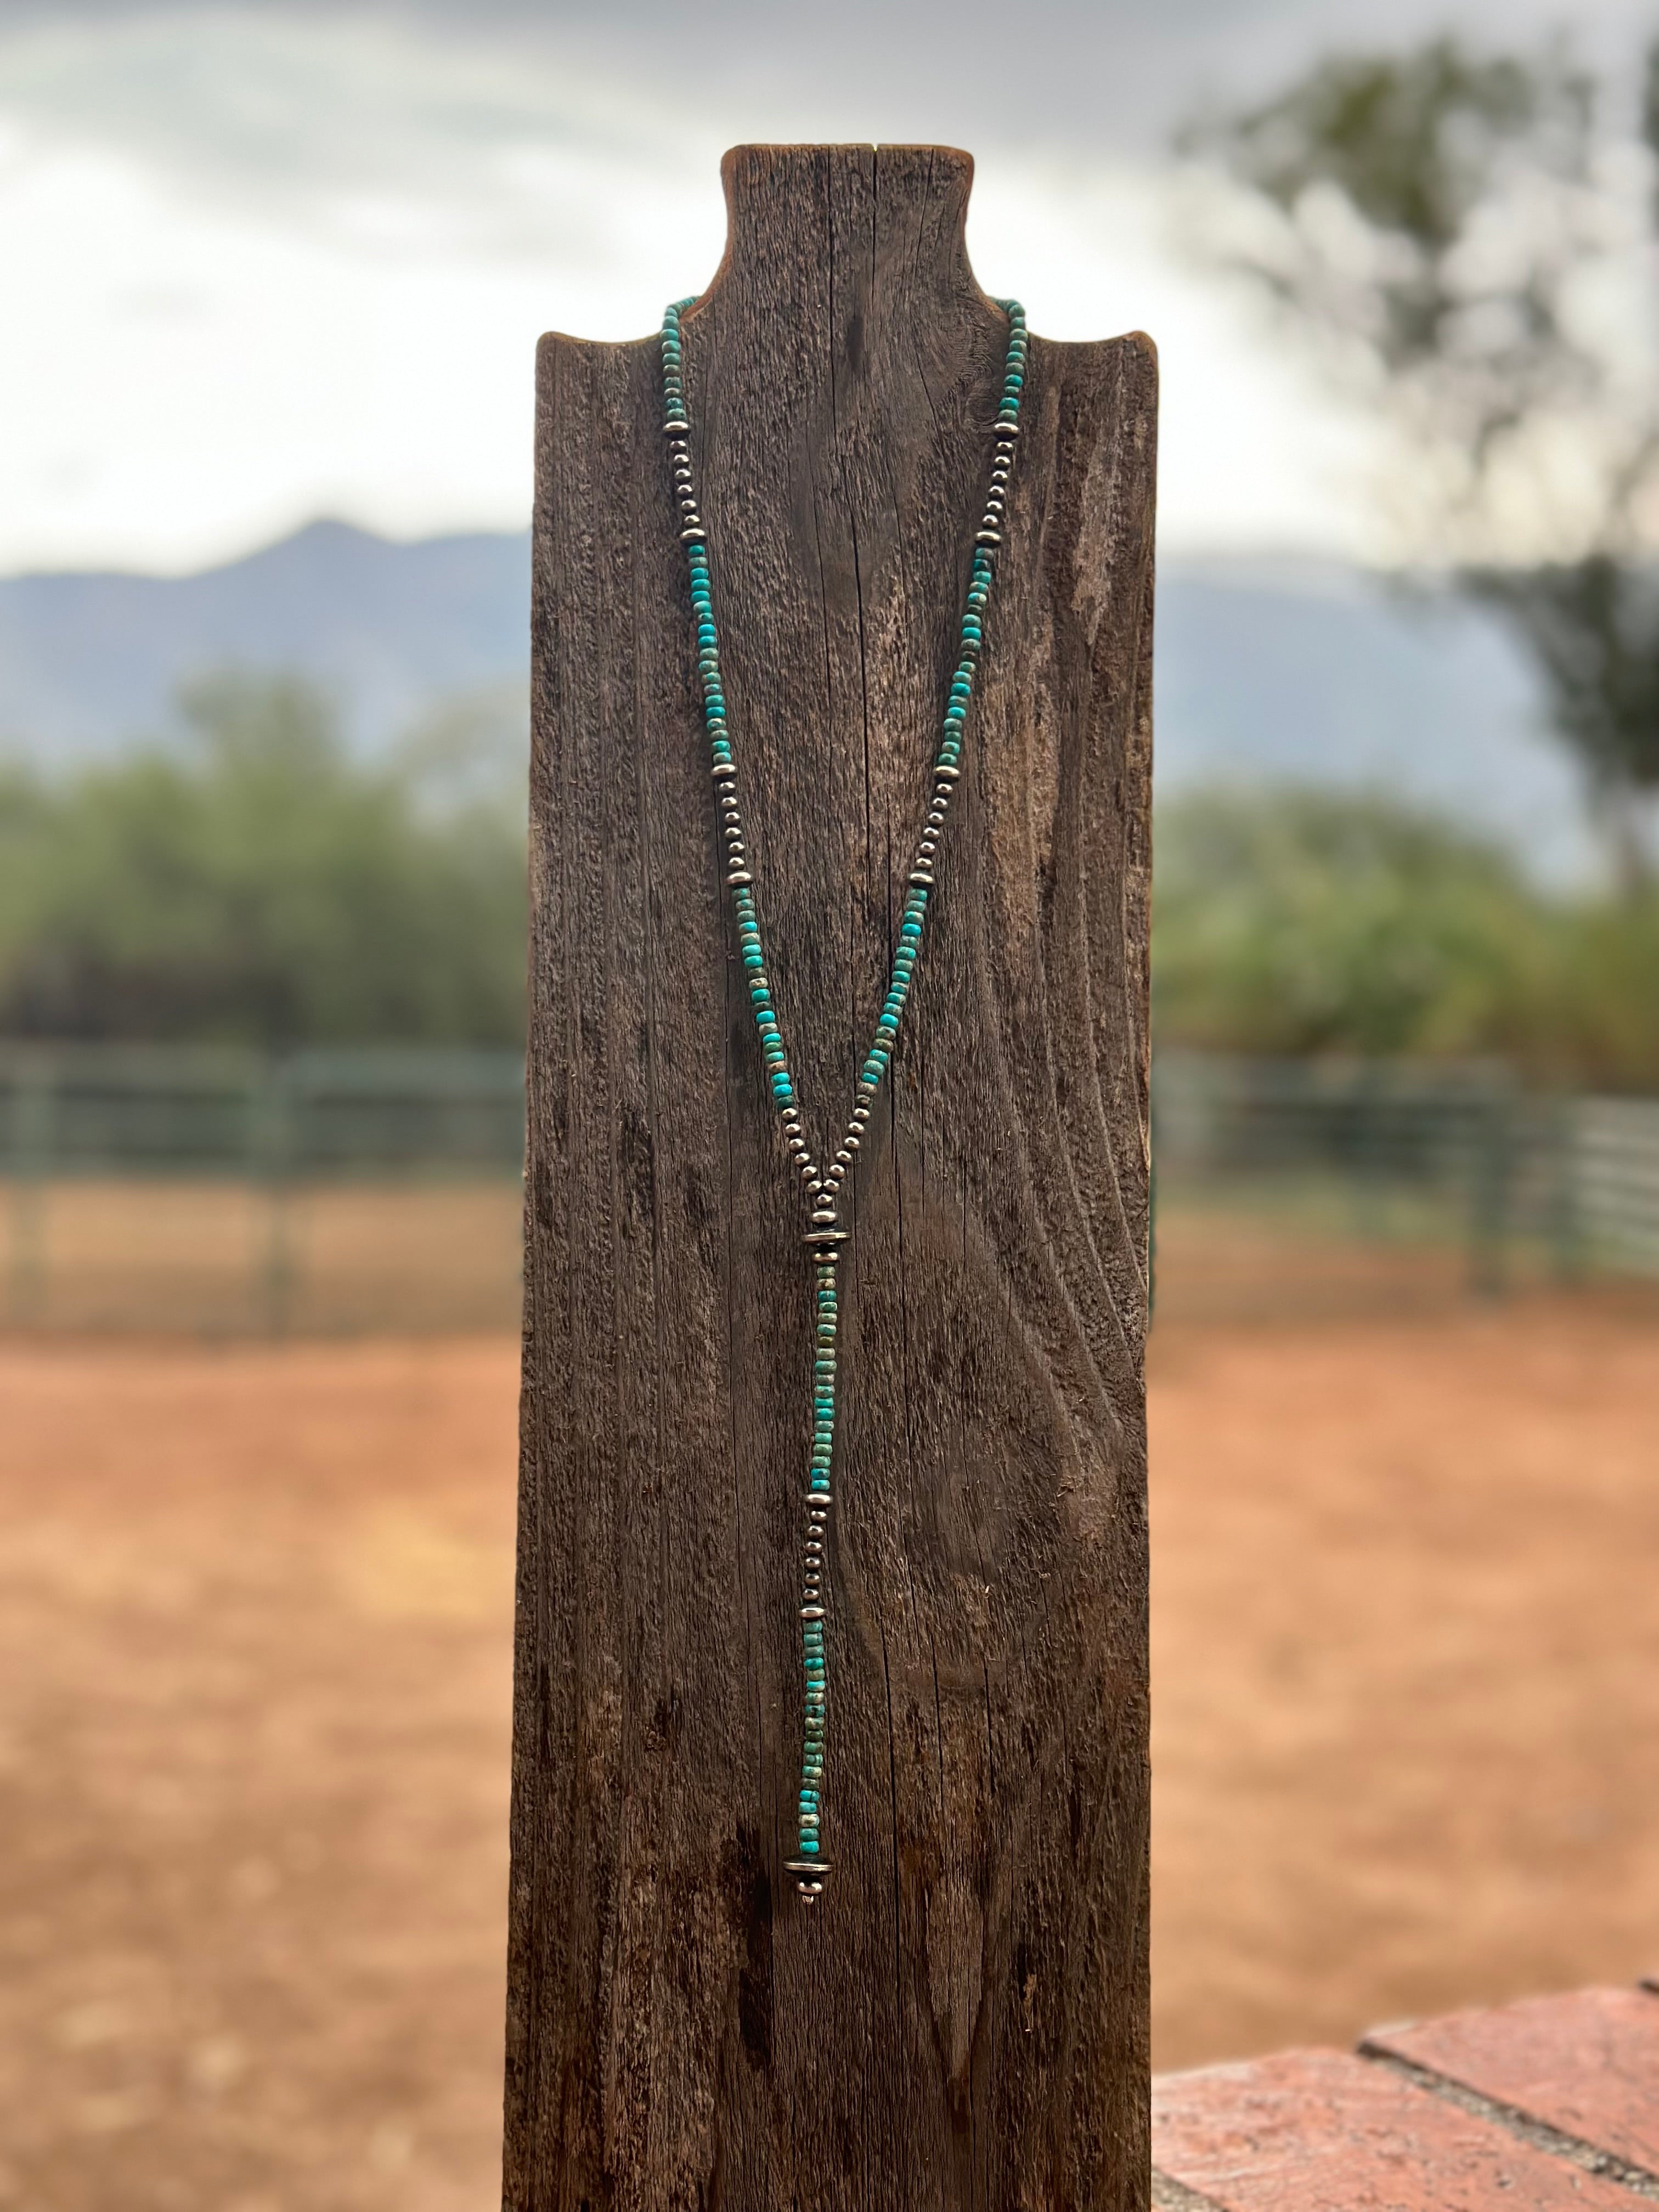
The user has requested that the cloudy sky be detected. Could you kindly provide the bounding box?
[0,0,1650,574]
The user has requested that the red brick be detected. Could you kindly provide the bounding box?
[1152,2045,1635,2211]
[1368,1986,1659,2175]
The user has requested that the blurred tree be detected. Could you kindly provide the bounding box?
[1186,36,1659,884]
[1153,785,1659,1088]
[0,673,527,1046]
[1153,786,1547,1059]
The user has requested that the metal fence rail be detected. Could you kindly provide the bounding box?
[0,1043,526,1180]
[1149,1053,1644,1317]
[1571,1098,1659,1278]
[0,1045,1654,1332]
[0,1046,525,1333]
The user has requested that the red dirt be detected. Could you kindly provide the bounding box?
[1151,1297,1659,2069]
[2,1301,1656,2204]
[0,1339,518,2212]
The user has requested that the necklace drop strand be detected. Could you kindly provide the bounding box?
[661,295,1029,1901]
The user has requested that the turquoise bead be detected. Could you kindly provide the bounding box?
[663,297,1026,1891]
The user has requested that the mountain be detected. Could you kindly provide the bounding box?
[0,520,528,759]
[1154,555,1586,879]
[0,520,1592,881]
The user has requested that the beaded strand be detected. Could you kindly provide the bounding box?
[661,293,1029,1901]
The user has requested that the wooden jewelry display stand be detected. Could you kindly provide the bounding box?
[506,142,1156,2211]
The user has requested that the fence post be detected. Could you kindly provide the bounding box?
[1466,1083,1513,1300]
[1545,1095,1584,1282]
[506,144,1155,2210]
[252,1059,295,1335]
[9,1051,54,1324]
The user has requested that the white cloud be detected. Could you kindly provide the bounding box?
[0,7,1377,572]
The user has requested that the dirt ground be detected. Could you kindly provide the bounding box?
[3,1300,1658,2207]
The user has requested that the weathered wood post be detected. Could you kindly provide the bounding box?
[507,143,1154,2210]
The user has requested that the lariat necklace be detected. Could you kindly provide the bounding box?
[660,294,1029,1903]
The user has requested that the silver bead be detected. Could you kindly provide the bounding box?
[726,867,752,887]
[663,417,690,435]
[681,524,707,543]
[935,762,962,782]
[909,867,934,886]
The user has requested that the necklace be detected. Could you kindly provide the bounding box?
[660,292,1029,1903]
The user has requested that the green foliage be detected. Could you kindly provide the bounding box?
[1221,42,1555,247]
[1468,560,1659,876]
[1187,35,1659,873]
[1153,786,1659,1090]
[0,674,527,1047]
[1189,39,1592,387]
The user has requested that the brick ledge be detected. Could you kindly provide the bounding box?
[1153,1982,1659,2210]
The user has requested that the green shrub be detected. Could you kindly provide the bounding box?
[1153,786,1659,1091]
[0,674,526,1047]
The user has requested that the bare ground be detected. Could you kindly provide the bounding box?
[2,1299,1657,2205]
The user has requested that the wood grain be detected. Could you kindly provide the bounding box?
[507,142,1155,2211]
